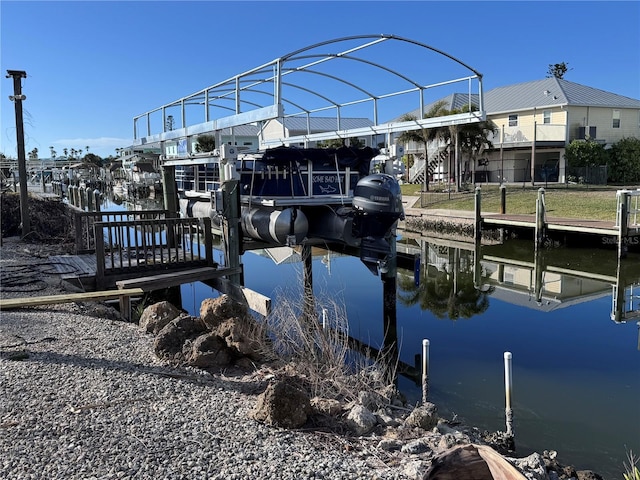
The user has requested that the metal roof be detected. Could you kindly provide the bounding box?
[393,78,640,121]
[484,77,640,113]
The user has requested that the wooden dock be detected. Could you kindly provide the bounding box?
[482,213,621,236]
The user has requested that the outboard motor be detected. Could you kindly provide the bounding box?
[352,173,404,274]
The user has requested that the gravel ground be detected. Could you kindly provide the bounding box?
[0,238,413,480]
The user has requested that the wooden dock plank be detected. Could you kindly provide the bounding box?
[0,288,144,310]
[115,267,242,291]
[482,213,619,235]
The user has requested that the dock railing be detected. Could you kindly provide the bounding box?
[72,209,169,254]
[94,216,213,287]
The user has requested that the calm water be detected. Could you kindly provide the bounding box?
[103,196,639,478]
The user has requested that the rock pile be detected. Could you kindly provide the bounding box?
[138,296,604,480]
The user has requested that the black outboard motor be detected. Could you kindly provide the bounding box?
[352,173,404,274]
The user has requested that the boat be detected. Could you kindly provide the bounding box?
[164,144,405,274]
[109,156,162,198]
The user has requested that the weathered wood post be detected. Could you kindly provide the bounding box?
[219,145,242,286]
[474,186,482,241]
[161,165,179,217]
[86,187,94,211]
[500,184,506,214]
[617,190,630,260]
[93,190,101,212]
[535,187,546,248]
[301,243,315,325]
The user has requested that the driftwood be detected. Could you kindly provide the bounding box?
[424,444,526,480]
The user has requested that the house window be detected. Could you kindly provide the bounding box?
[508,114,518,127]
[543,110,551,124]
[613,110,620,128]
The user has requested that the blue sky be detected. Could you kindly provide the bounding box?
[1,0,639,159]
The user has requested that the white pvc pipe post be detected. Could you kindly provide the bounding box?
[322,308,327,330]
[504,351,514,437]
[422,339,430,404]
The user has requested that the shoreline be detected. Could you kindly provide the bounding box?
[0,235,607,480]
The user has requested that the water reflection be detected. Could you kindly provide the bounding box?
[102,192,639,477]
[397,245,494,320]
[397,235,640,324]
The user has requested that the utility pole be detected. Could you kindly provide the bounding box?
[6,70,30,238]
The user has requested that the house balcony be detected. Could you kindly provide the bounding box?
[488,124,567,148]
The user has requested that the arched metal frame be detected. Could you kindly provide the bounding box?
[132,34,485,150]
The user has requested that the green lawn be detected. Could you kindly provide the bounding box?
[400,184,636,222]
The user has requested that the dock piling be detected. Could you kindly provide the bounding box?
[504,351,514,437]
[422,338,430,404]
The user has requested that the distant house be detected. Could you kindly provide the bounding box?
[401,78,640,184]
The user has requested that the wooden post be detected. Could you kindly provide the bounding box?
[161,165,178,217]
[500,185,506,214]
[301,243,315,326]
[221,179,242,286]
[618,190,629,260]
[202,217,214,267]
[93,190,101,212]
[474,186,482,241]
[535,188,545,248]
[74,213,83,254]
[94,222,106,290]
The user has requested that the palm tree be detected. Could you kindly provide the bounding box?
[63,148,68,158]
[421,104,496,191]
[396,100,449,191]
[85,145,90,153]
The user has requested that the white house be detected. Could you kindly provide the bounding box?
[401,78,640,184]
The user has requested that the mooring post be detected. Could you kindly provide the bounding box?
[500,184,506,214]
[301,243,314,325]
[161,165,178,217]
[617,190,630,260]
[504,351,514,437]
[474,186,482,240]
[421,338,430,404]
[535,187,546,248]
[93,190,101,212]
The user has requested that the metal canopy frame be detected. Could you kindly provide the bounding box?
[132,34,485,150]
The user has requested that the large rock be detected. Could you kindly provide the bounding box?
[213,317,265,360]
[405,402,439,430]
[154,314,206,362]
[346,404,378,436]
[200,295,249,331]
[185,332,233,368]
[139,301,181,334]
[250,377,311,429]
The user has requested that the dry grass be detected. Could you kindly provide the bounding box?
[264,280,397,402]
